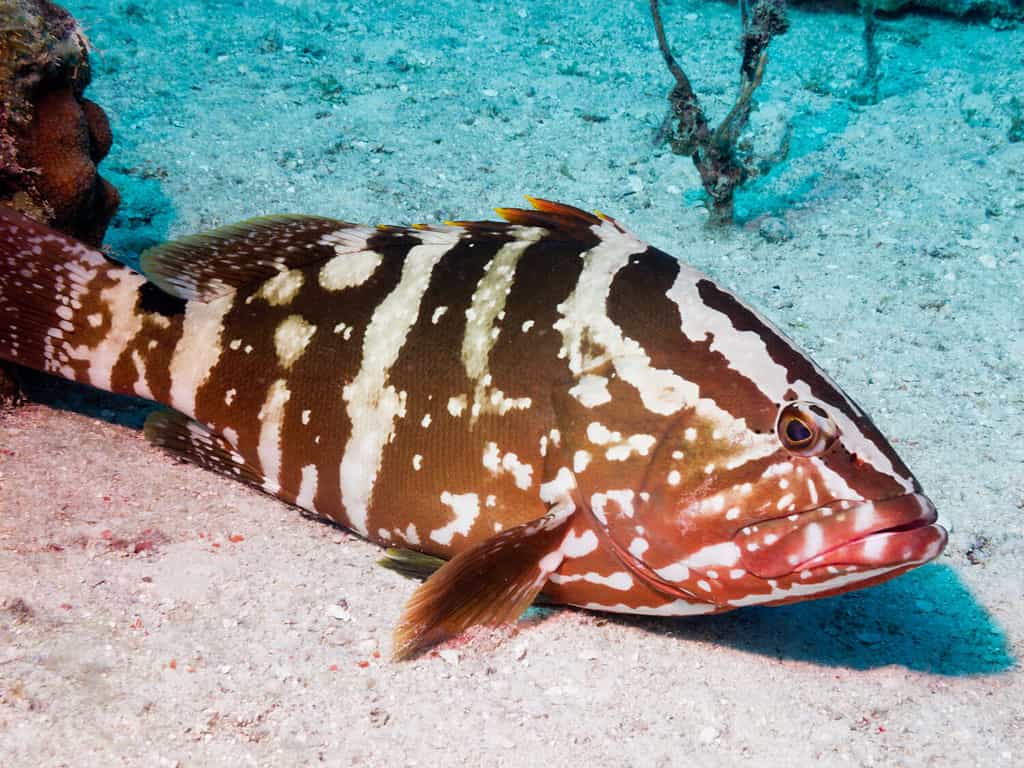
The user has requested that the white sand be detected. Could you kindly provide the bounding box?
[2,1,1022,765]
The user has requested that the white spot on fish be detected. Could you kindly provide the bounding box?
[255,268,304,305]
[431,491,480,545]
[447,395,467,417]
[318,246,381,291]
[569,374,612,408]
[606,489,636,518]
[274,315,317,369]
[573,450,591,473]
[686,542,741,567]
[538,550,563,574]
[501,452,533,490]
[540,469,576,507]
[482,442,501,473]
[586,422,617,445]
[654,562,689,581]
[431,306,448,324]
[562,529,599,558]
[404,524,420,545]
[583,571,633,591]
[629,537,649,557]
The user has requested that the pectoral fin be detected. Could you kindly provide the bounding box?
[144,410,266,488]
[392,504,576,660]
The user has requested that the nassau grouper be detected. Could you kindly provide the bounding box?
[0,199,947,658]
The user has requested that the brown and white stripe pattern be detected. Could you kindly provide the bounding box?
[0,200,944,620]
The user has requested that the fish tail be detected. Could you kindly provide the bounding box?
[0,206,185,401]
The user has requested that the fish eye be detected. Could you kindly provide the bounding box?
[776,401,840,457]
[785,418,813,445]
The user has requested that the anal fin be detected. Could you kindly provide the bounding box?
[144,410,264,488]
[393,504,576,660]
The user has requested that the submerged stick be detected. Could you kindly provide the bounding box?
[650,0,789,224]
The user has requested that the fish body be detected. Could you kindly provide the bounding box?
[0,200,946,657]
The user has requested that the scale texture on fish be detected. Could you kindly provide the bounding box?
[0,199,947,658]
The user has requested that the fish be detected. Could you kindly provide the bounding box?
[0,198,947,658]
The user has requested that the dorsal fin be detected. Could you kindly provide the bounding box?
[490,196,608,240]
[140,215,371,302]
[140,199,615,304]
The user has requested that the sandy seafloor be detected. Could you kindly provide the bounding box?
[1,1,1023,766]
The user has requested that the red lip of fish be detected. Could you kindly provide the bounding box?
[734,493,946,579]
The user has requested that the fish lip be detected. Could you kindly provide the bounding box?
[734,493,947,578]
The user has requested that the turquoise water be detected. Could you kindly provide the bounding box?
[4,2,1023,765]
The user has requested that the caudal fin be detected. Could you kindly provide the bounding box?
[0,206,181,398]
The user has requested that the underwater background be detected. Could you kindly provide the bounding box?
[1,1,1022,765]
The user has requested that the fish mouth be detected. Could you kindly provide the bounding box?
[733,493,947,579]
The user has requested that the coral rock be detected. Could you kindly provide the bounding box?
[0,0,120,246]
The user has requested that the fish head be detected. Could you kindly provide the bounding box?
[580,262,947,611]
[591,391,947,610]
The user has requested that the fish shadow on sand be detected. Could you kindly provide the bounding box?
[611,564,1013,676]
[14,372,158,429]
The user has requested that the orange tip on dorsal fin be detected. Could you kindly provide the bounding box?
[491,198,604,241]
[391,505,577,660]
[524,196,603,225]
